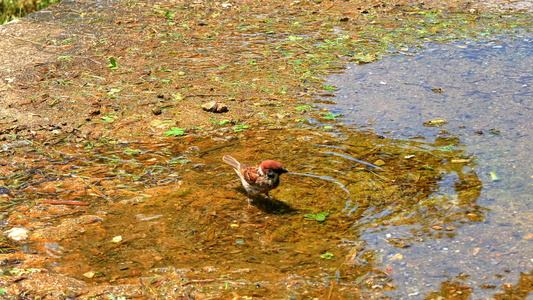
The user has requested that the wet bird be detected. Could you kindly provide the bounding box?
[222,155,288,207]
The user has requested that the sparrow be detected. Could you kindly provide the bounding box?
[222,155,288,206]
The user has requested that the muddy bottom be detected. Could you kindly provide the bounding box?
[1,122,482,298]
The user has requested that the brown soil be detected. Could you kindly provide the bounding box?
[0,0,480,142]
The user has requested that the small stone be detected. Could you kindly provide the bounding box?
[5,227,29,241]
[112,236,122,243]
[202,101,228,113]
[89,109,100,116]
[203,266,216,273]
[297,136,314,142]
[83,271,96,279]
[232,268,252,273]
[152,106,162,115]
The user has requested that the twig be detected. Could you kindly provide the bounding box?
[198,141,239,157]
[38,200,90,206]
[321,0,336,12]
[139,277,158,298]
[327,279,336,300]
[181,278,228,286]
[187,94,229,97]
[5,33,43,45]
[77,177,113,203]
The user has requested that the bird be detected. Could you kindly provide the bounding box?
[222,155,288,207]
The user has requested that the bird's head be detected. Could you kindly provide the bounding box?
[259,160,288,176]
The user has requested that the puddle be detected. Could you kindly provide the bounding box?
[1,123,484,298]
[323,37,533,297]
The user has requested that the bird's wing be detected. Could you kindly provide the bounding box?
[241,166,260,183]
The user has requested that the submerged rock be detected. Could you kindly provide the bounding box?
[4,227,29,241]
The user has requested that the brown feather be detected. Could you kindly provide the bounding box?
[222,155,242,169]
[243,166,260,183]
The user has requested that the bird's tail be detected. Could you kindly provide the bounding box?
[222,155,241,169]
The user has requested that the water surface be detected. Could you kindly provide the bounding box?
[323,37,533,298]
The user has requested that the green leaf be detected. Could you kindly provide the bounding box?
[108,88,121,95]
[288,35,303,41]
[489,129,501,135]
[323,84,336,92]
[489,171,501,182]
[107,57,118,69]
[296,105,312,111]
[322,113,342,120]
[101,116,116,123]
[165,11,175,19]
[164,127,185,136]
[437,145,453,152]
[89,17,105,24]
[320,252,334,259]
[352,53,377,64]
[233,124,249,132]
[123,148,141,155]
[305,212,329,222]
[169,158,189,164]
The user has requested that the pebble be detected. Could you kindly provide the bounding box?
[202,101,228,113]
[152,106,162,115]
[4,227,29,241]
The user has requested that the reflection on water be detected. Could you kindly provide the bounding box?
[323,38,533,298]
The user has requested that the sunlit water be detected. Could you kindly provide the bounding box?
[323,37,533,298]
[3,38,532,298]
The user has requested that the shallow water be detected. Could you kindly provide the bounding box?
[323,37,533,298]
[2,31,531,299]
[2,122,483,298]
